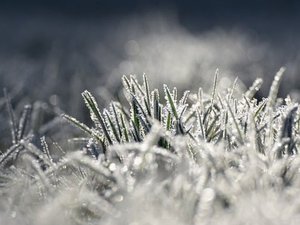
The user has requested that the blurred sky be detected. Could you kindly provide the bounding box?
[0,0,299,54]
[1,0,299,16]
[1,0,299,26]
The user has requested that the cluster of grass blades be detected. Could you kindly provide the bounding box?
[1,68,300,225]
[0,90,33,168]
[63,68,299,160]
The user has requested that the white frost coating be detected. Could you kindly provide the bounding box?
[1,73,300,225]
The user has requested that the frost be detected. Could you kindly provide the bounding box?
[1,74,300,225]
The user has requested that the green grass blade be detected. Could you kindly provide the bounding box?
[82,90,113,145]
[164,84,178,120]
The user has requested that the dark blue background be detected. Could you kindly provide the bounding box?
[1,0,299,35]
[1,0,299,18]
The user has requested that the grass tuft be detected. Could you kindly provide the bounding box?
[0,72,300,225]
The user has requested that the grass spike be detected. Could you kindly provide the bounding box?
[143,74,152,116]
[130,75,145,96]
[4,89,18,144]
[40,136,52,161]
[197,109,206,141]
[104,109,121,143]
[228,77,238,99]
[245,78,263,100]
[122,75,132,93]
[267,67,286,110]
[17,104,32,141]
[62,114,104,144]
[164,84,179,120]
[120,113,129,142]
[225,99,244,144]
[166,111,172,131]
[179,90,190,105]
[112,102,123,139]
[82,90,113,145]
[198,87,204,112]
[152,89,161,122]
[211,68,219,106]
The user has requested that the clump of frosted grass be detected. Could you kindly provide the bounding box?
[1,69,300,225]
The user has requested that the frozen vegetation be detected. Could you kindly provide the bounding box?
[1,69,300,225]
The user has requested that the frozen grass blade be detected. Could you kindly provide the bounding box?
[4,89,18,144]
[82,90,113,145]
[166,111,172,131]
[120,113,129,142]
[0,142,22,168]
[152,89,161,122]
[245,78,263,100]
[164,84,179,120]
[179,91,190,105]
[62,114,104,145]
[267,67,286,110]
[211,69,219,106]
[104,109,121,143]
[143,74,152,116]
[122,75,132,93]
[17,104,32,141]
[280,104,298,155]
[111,102,123,140]
[40,136,54,165]
[254,99,267,118]
[228,77,238,99]
[130,75,145,96]
[131,94,150,126]
[225,99,244,144]
[62,114,93,136]
[131,94,141,132]
[197,109,206,141]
